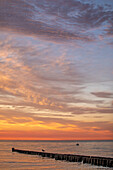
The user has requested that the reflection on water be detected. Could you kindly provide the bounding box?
[0,140,113,170]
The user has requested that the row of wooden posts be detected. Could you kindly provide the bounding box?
[12,148,113,167]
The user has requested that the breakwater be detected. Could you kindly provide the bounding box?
[12,148,113,167]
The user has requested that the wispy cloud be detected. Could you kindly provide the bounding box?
[0,0,113,43]
[0,0,113,140]
[0,108,113,139]
[91,92,113,98]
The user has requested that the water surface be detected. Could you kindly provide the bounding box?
[0,140,113,170]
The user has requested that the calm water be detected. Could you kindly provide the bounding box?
[0,140,113,170]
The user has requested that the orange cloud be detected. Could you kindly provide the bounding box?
[0,0,113,141]
[0,109,113,140]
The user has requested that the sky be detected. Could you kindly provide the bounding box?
[0,0,113,140]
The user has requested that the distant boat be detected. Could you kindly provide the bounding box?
[42,149,45,152]
[76,143,79,146]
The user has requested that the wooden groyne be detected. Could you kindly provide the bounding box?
[12,148,113,167]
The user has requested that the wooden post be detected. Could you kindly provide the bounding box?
[11,148,113,167]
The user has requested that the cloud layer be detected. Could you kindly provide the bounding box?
[0,0,113,140]
[0,0,113,42]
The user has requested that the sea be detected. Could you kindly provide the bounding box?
[0,140,113,170]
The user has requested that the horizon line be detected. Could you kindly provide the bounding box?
[0,139,113,141]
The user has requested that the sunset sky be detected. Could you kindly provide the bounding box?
[0,0,113,140]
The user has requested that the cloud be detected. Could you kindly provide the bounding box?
[0,112,113,140]
[71,106,113,115]
[0,33,84,114]
[0,103,113,137]
[91,92,113,98]
[0,0,113,43]
[0,105,113,131]
[0,32,113,118]
[0,0,113,140]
